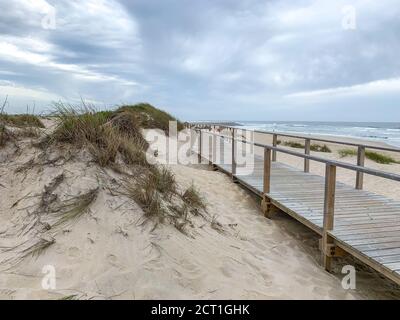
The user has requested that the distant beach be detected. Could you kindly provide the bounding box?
[194,121,400,148]
[234,121,400,148]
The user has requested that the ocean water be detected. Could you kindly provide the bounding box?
[234,121,400,148]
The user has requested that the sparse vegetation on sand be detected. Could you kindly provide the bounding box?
[338,148,358,158]
[282,140,331,153]
[0,97,43,147]
[282,141,304,149]
[0,98,11,147]
[310,144,331,153]
[0,114,44,128]
[0,122,10,147]
[365,151,400,164]
[338,148,400,164]
[121,166,207,230]
[182,184,206,212]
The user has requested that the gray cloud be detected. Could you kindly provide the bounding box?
[0,0,399,120]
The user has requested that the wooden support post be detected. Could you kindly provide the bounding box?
[356,146,365,190]
[211,134,219,171]
[198,130,202,164]
[212,134,217,164]
[272,134,278,162]
[231,129,236,177]
[263,148,271,194]
[208,133,212,165]
[261,148,273,218]
[304,139,311,173]
[321,164,336,272]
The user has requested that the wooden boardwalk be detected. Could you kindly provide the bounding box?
[192,129,400,285]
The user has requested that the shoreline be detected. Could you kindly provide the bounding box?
[191,121,400,149]
[251,130,400,150]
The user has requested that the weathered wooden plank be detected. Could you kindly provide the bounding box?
[382,262,400,271]
[339,230,400,241]
[363,247,400,258]
[374,255,400,264]
[354,242,400,252]
[346,236,400,246]
[333,225,400,236]
[334,221,400,231]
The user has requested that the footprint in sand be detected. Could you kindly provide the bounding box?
[67,247,80,259]
[312,285,329,296]
[179,259,200,274]
[107,254,121,268]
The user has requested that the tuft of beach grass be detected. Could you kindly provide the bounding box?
[182,184,206,212]
[338,148,400,164]
[282,140,331,153]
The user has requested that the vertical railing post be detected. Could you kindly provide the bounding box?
[304,139,311,172]
[356,146,365,190]
[272,134,278,162]
[322,163,336,272]
[261,147,273,218]
[263,148,271,194]
[198,130,202,164]
[207,132,212,165]
[231,128,236,176]
[212,133,217,164]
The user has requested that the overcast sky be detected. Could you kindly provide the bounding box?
[0,0,399,121]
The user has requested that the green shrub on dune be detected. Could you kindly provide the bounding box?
[282,140,331,153]
[365,151,399,164]
[338,148,399,164]
[116,103,184,133]
[338,149,357,158]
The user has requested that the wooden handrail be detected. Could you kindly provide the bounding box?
[198,130,400,183]
[191,124,400,189]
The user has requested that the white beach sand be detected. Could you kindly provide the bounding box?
[0,125,399,299]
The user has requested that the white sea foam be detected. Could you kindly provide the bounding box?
[234,121,400,148]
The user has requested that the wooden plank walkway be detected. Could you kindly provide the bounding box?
[193,132,400,285]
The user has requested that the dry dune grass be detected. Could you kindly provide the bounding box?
[37,103,207,230]
[0,123,11,147]
[0,114,44,128]
[0,98,44,148]
[4,102,207,234]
